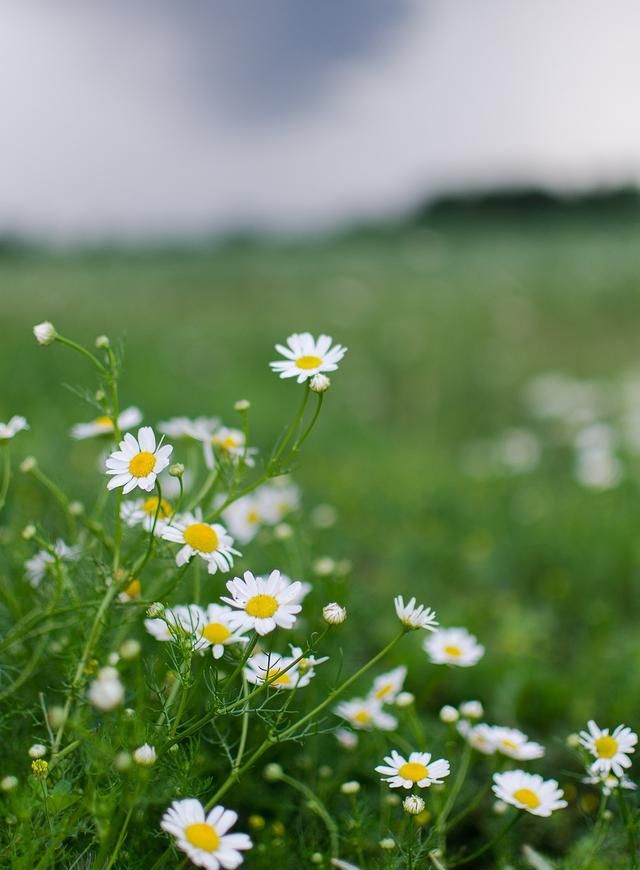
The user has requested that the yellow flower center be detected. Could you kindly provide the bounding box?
[129,451,156,477]
[185,822,220,852]
[443,644,462,658]
[513,788,541,809]
[501,739,518,750]
[296,354,322,370]
[95,415,113,427]
[398,762,429,782]
[247,509,260,524]
[595,736,618,758]
[375,682,394,700]
[202,622,231,644]
[267,667,291,687]
[353,710,370,725]
[124,578,141,598]
[143,496,172,518]
[245,594,279,618]
[183,523,219,553]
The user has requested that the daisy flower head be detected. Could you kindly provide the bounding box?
[121,494,173,534]
[256,479,301,524]
[492,770,567,817]
[71,407,142,440]
[0,416,28,443]
[222,494,264,545]
[203,426,257,471]
[161,799,252,869]
[270,333,347,384]
[457,721,497,755]
[393,596,438,632]
[490,726,545,760]
[375,750,450,790]
[369,666,407,705]
[221,570,302,636]
[162,510,239,574]
[578,720,638,778]
[244,651,313,690]
[192,604,249,659]
[105,427,172,494]
[144,605,203,645]
[424,627,484,667]
[583,772,638,796]
[288,644,329,674]
[158,416,220,441]
[335,697,398,732]
[25,539,80,588]
[87,666,124,712]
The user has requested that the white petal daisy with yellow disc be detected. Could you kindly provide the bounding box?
[71,406,142,440]
[191,604,249,659]
[105,427,172,494]
[0,415,29,442]
[221,570,302,636]
[270,333,347,383]
[393,596,439,632]
[423,627,484,667]
[369,666,407,705]
[222,493,264,545]
[121,494,173,533]
[492,770,567,817]
[375,750,450,790]
[457,721,498,755]
[161,799,252,869]
[158,416,220,441]
[334,697,398,732]
[144,605,202,644]
[202,426,258,471]
[256,479,301,523]
[244,651,313,690]
[490,726,545,760]
[162,510,239,574]
[578,719,638,778]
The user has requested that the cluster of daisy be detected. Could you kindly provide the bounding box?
[335,665,410,736]
[577,719,638,794]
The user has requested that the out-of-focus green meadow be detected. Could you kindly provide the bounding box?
[2,209,640,784]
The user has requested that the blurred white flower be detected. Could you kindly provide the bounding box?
[87,667,124,712]
[133,743,157,767]
[424,627,484,667]
[71,406,142,440]
[0,416,29,442]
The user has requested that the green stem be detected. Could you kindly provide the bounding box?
[131,481,163,577]
[104,805,134,870]
[437,740,472,845]
[187,468,218,512]
[290,392,324,454]
[0,448,10,512]
[618,787,638,869]
[279,772,339,858]
[233,676,250,771]
[269,385,310,469]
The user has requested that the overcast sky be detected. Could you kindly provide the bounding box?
[2,0,639,240]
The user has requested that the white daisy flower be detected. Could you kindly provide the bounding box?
[256,480,301,524]
[144,605,203,644]
[375,750,450,790]
[191,604,249,659]
[87,667,124,712]
[270,333,347,383]
[490,726,545,760]
[105,427,173,494]
[492,770,567,817]
[369,666,407,705]
[287,644,329,673]
[0,416,29,442]
[423,627,484,667]
[221,570,302,636]
[158,416,220,441]
[161,799,252,869]
[162,510,239,574]
[457,721,497,755]
[202,427,258,471]
[25,539,80,588]
[393,596,438,632]
[222,494,264,545]
[578,720,638,778]
[244,651,313,690]
[582,772,638,796]
[334,697,397,732]
[121,494,173,533]
[71,406,142,440]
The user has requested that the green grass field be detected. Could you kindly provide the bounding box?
[2,210,640,865]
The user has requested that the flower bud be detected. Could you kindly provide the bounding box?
[31,760,49,780]
[313,557,336,576]
[493,799,509,815]
[566,733,581,748]
[146,602,165,618]
[403,795,425,815]
[340,781,360,795]
[28,744,47,759]
[263,763,284,782]
[119,639,141,661]
[133,743,157,767]
[33,322,56,346]
[234,399,251,412]
[169,463,184,478]
[113,751,131,771]
[273,523,293,541]
[47,706,65,729]
[20,457,37,473]
[323,602,347,625]
[95,335,110,349]
[439,705,459,724]
[379,838,395,850]
[459,700,483,719]
[310,374,331,393]
[1,776,18,792]
[21,524,36,540]
[68,500,85,516]
[395,692,415,708]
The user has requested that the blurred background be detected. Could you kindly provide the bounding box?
[3,0,640,774]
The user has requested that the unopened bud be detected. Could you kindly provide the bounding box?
[310,374,331,393]
[439,705,459,724]
[234,399,251,412]
[273,523,293,541]
[169,463,184,478]
[1,776,18,792]
[146,602,165,618]
[323,602,347,625]
[459,700,483,719]
[403,795,425,815]
[33,322,57,346]
[20,456,37,473]
[68,501,84,516]
[340,781,360,795]
[22,524,36,540]
[95,335,110,349]
[31,760,49,781]
[263,763,284,782]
